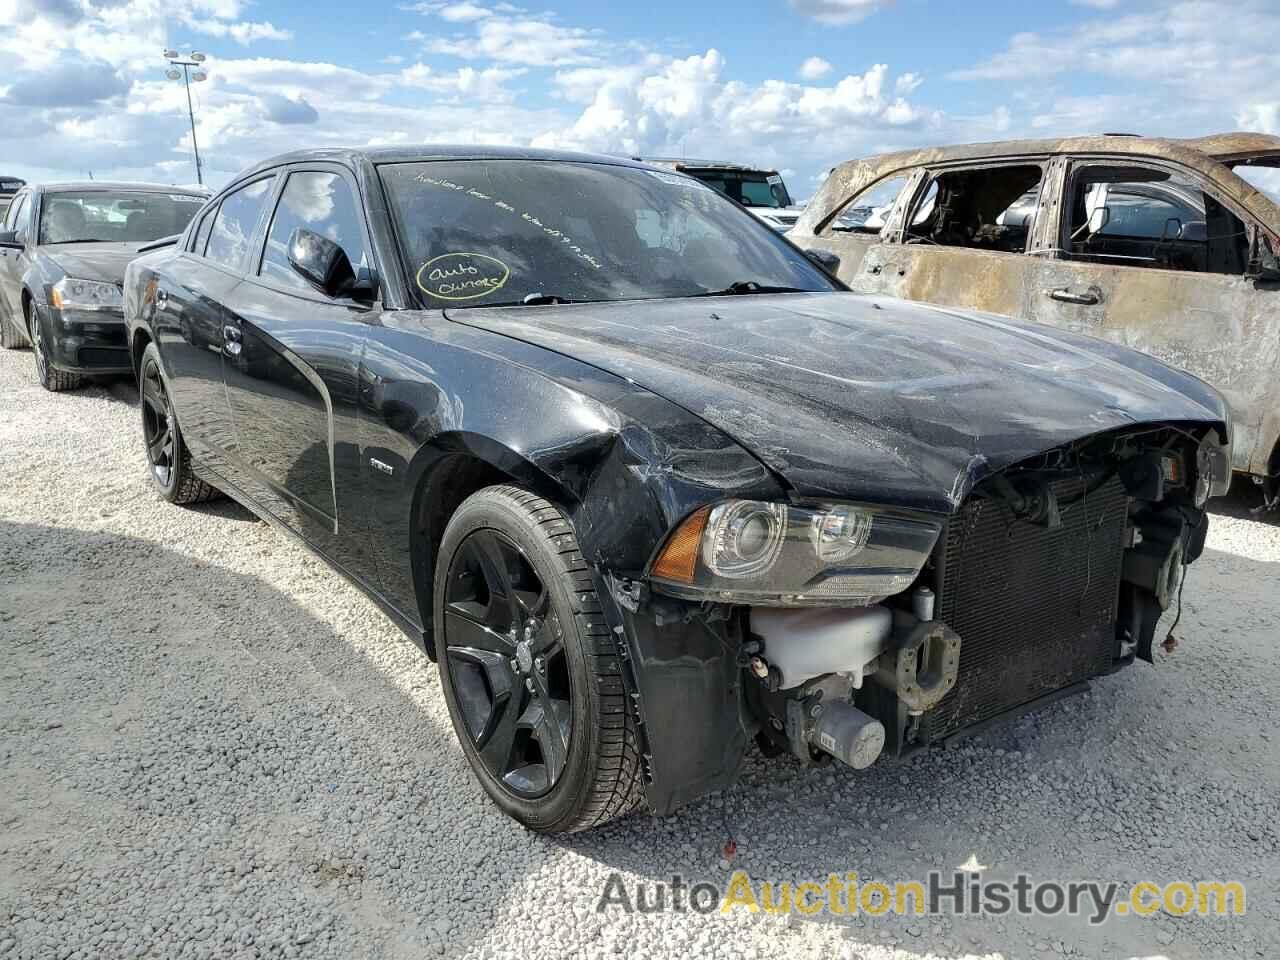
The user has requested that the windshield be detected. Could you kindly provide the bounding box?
[696,172,792,208]
[379,160,833,308]
[39,190,206,245]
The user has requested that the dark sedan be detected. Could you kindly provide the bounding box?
[0,181,208,390]
[123,146,1232,833]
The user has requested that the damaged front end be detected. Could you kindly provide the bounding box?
[632,422,1227,797]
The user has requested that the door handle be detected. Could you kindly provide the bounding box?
[223,324,242,357]
[1047,286,1102,306]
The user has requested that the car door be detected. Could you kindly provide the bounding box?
[217,164,376,571]
[0,191,33,325]
[152,175,278,477]
[1029,157,1274,474]
[847,158,1060,321]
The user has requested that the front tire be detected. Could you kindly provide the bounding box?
[29,303,81,391]
[139,342,218,505]
[434,486,644,833]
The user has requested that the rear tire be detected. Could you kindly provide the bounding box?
[29,303,81,392]
[139,341,218,505]
[434,485,644,833]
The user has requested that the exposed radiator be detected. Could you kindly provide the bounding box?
[926,475,1129,739]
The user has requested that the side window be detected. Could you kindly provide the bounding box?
[260,171,368,292]
[904,164,1043,253]
[205,178,274,272]
[827,174,909,234]
[1064,164,1249,275]
[190,205,217,255]
[7,194,30,239]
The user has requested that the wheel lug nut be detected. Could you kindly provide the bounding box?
[534,657,544,673]
[525,678,535,693]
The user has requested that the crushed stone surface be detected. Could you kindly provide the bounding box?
[1,347,1278,960]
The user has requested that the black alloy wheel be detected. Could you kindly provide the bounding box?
[444,526,573,798]
[435,486,643,833]
[138,341,218,504]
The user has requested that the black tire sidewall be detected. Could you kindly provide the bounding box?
[140,342,182,500]
[434,490,598,832]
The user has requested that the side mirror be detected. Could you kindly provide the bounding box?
[804,247,841,275]
[287,228,374,300]
[1160,217,1183,242]
[1249,234,1280,282]
[0,229,21,250]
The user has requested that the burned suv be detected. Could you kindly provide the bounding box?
[791,132,1280,504]
[124,146,1229,832]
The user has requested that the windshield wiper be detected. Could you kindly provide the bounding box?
[46,238,109,244]
[693,281,809,297]
[478,292,581,307]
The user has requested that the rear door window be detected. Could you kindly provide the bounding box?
[205,178,275,273]
[1064,164,1249,275]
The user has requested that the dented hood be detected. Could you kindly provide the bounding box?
[448,292,1225,513]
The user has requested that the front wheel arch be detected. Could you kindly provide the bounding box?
[408,437,574,659]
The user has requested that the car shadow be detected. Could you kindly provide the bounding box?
[4,520,1276,960]
[1209,476,1279,526]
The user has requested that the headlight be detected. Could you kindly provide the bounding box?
[51,278,123,311]
[649,500,942,606]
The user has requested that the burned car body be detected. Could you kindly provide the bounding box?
[123,147,1230,832]
[790,132,1280,501]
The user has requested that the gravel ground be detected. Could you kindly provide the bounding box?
[2,345,1278,960]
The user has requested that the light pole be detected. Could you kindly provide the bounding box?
[164,49,208,185]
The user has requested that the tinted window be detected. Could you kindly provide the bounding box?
[696,172,792,208]
[38,190,205,244]
[1066,165,1249,276]
[828,174,909,234]
[192,206,216,255]
[379,160,833,308]
[205,178,274,272]
[260,171,368,292]
[905,164,1042,253]
[5,194,28,232]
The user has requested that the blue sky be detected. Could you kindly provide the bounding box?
[2,0,1278,196]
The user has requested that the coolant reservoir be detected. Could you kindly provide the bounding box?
[750,606,893,690]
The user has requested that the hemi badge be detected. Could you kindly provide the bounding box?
[370,458,395,476]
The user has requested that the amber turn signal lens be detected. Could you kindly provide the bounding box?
[651,505,710,584]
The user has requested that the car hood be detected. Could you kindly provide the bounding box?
[42,243,141,284]
[447,292,1225,513]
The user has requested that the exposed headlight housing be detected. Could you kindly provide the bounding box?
[51,277,123,311]
[649,500,942,606]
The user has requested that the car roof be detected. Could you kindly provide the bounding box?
[798,131,1280,234]
[227,145,659,186]
[34,181,209,195]
[633,157,781,175]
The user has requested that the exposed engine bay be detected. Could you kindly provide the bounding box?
[741,424,1225,771]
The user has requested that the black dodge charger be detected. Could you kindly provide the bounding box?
[0,181,207,390]
[122,147,1232,833]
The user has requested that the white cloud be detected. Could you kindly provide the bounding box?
[398,62,526,102]
[895,72,922,95]
[1070,0,1120,7]
[437,1,491,21]
[424,15,600,65]
[799,57,832,81]
[187,19,293,44]
[788,0,894,25]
